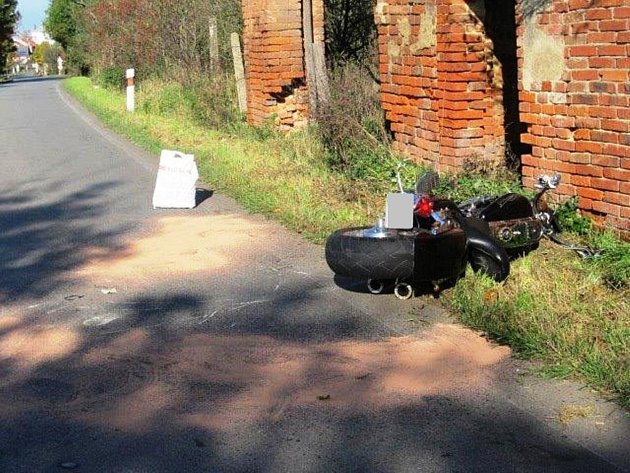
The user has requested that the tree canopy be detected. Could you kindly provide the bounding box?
[44,0,83,50]
[0,0,19,72]
[44,0,94,73]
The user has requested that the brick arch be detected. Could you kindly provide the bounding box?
[239,0,629,233]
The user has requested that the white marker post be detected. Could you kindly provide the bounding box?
[126,68,135,112]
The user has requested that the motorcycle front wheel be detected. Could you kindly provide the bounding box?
[469,248,509,282]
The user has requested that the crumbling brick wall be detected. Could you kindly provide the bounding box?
[517,0,629,232]
[240,0,628,232]
[375,0,505,173]
[241,0,324,130]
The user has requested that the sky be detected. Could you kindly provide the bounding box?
[17,0,50,31]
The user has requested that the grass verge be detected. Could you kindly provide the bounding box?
[64,77,382,242]
[447,244,628,407]
[64,77,629,407]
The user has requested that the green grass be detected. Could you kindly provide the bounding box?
[447,243,629,407]
[65,76,630,407]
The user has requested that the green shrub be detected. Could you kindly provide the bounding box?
[587,231,630,290]
[95,66,125,90]
[553,196,592,235]
[433,160,525,202]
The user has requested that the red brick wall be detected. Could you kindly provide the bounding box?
[376,0,505,173]
[241,0,324,129]
[239,0,629,232]
[517,0,630,232]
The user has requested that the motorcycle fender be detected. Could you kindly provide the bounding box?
[465,225,510,281]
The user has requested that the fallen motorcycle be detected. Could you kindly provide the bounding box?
[325,170,570,299]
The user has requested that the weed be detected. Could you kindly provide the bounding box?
[446,242,629,407]
[137,76,243,132]
[554,196,592,235]
[316,62,397,187]
[433,159,525,202]
[586,231,630,290]
[556,405,595,425]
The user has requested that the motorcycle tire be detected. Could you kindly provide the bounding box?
[469,248,509,282]
[325,228,415,280]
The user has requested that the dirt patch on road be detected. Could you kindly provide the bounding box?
[0,313,80,386]
[77,214,276,284]
[0,320,509,432]
[1,213,510,435]
[177,323,510,430]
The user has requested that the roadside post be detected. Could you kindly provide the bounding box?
[231,33,247,113]
[126,68,135,112]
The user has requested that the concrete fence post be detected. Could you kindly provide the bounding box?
[231,33,248,113]
[209,17,219,71]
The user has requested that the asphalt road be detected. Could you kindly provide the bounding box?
[0,77,628,473]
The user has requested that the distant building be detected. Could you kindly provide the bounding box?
[11,29,54,67]
[12,36,35,63]
[28,28,54,46]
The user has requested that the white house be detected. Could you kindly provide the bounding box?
[28,28,54,46]
[12,36,34,62]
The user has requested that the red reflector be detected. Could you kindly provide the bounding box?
[415,195,434,218]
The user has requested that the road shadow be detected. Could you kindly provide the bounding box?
[195,188,214,207]
[0,289,625,472]
[11,75,63,84]
[0,180,135,303]
[333,274,460,299]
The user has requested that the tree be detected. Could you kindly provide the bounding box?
[0,0,19,73]
[324,0,376,68]
[82,0,242,78]
[44,0,92,74]
[33,41,64,72]
[44,0,82,49]
[42,0,244,78]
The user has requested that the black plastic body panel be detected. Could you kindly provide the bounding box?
[478,193,534,221]
[412,228,468,281]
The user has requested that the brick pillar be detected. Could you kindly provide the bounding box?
[376,0,505,173]
[241,0,324,130]
[376,1,440,165]
[435,0,505,172]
